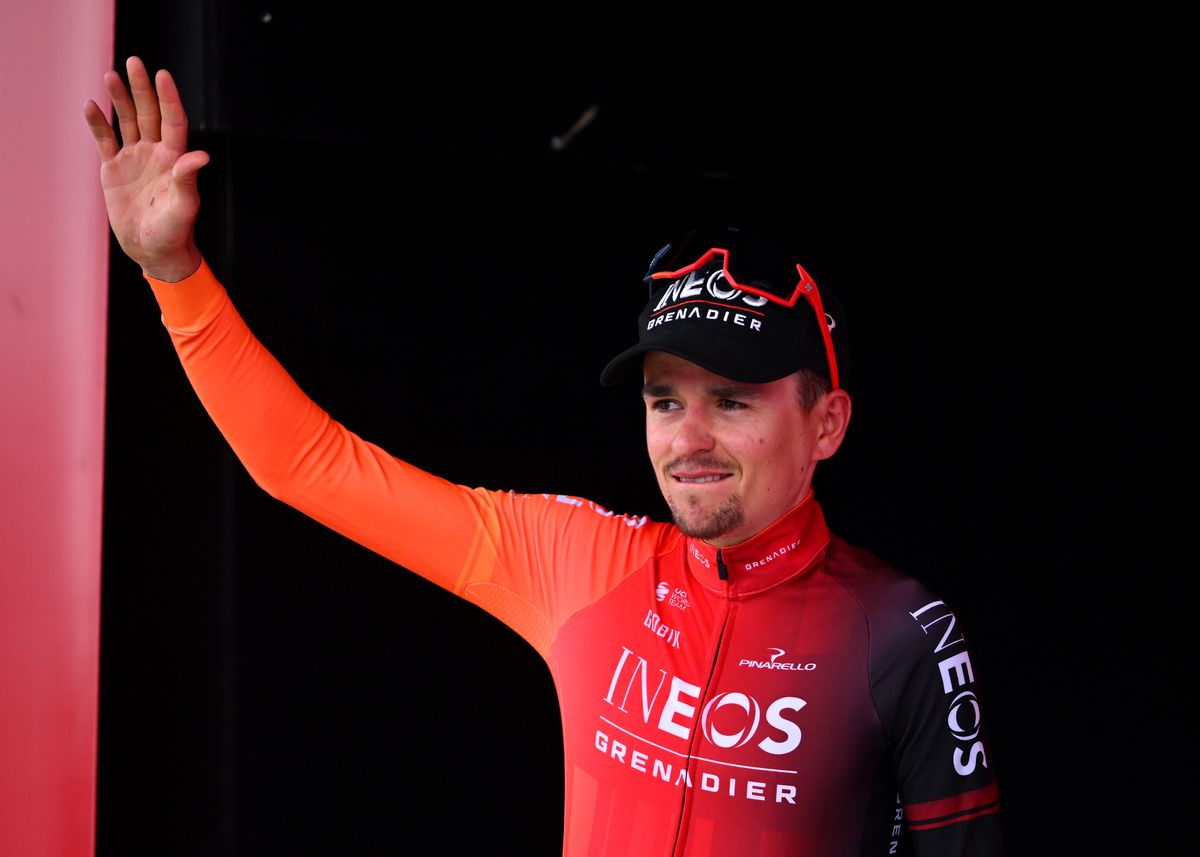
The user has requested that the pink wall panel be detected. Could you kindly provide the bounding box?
[1,2,116,855]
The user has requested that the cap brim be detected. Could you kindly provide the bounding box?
[599,331,801,386]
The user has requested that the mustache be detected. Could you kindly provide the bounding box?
[664,456,735,475]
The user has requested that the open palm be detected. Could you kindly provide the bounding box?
[84,56,209,282]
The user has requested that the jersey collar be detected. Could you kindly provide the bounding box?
[684,492,831,596]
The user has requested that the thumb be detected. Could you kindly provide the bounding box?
[171,150,211,187]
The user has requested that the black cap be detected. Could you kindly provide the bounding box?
[599,225,850,387]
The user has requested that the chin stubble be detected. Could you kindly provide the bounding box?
[668,494,744,541]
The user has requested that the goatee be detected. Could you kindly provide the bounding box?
[668,494,744,542]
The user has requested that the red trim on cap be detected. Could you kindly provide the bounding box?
[649,298,768,319]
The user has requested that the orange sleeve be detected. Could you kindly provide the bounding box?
[145,260,671,658]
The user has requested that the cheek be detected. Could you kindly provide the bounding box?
[757,429,808,477]
[644,426,669,463]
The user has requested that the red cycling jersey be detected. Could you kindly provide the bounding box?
[146,260,1004,856]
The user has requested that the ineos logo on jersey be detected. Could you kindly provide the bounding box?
[910,600,989,777]
[738,648,816,671]
[947,691,981,741]
[655,582,669,602]
[701,692,760,749]
[603,646,807,756]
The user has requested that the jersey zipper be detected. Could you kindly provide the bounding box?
[672,552,733,854]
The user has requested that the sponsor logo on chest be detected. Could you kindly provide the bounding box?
[643,609,682,648]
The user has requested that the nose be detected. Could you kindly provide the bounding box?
[672,405,715,457]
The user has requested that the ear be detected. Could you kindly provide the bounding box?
[812,389,852,462]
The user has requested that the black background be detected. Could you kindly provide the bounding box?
[99,3,1193,855]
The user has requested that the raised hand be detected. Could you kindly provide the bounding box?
[84,56,210,282]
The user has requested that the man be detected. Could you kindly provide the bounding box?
[86,57,1004,856]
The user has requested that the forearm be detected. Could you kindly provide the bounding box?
[147,259,329,493]
[144,260,483,580]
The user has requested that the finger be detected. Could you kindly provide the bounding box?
[156,69,190,153]
[104,67,140,146]
[126,56,163,143]
[172,150,211,186]
[82,98,120,162]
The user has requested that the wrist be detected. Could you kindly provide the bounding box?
[141,246,203,284]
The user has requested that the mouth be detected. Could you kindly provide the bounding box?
[673,473,730,484]
[666,458,735,485]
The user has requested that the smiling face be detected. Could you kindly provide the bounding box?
[642,352,851,547]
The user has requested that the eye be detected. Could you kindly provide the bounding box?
[716,399,748,411]
[646,398,681,412]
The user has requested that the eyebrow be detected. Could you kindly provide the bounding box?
[642,382,674,398]
[642,382,763,400]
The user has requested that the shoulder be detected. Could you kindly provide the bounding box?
[822,535,942,618]
[821,535,980,672]
[822,536,993,725]
[488,489,680,551]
